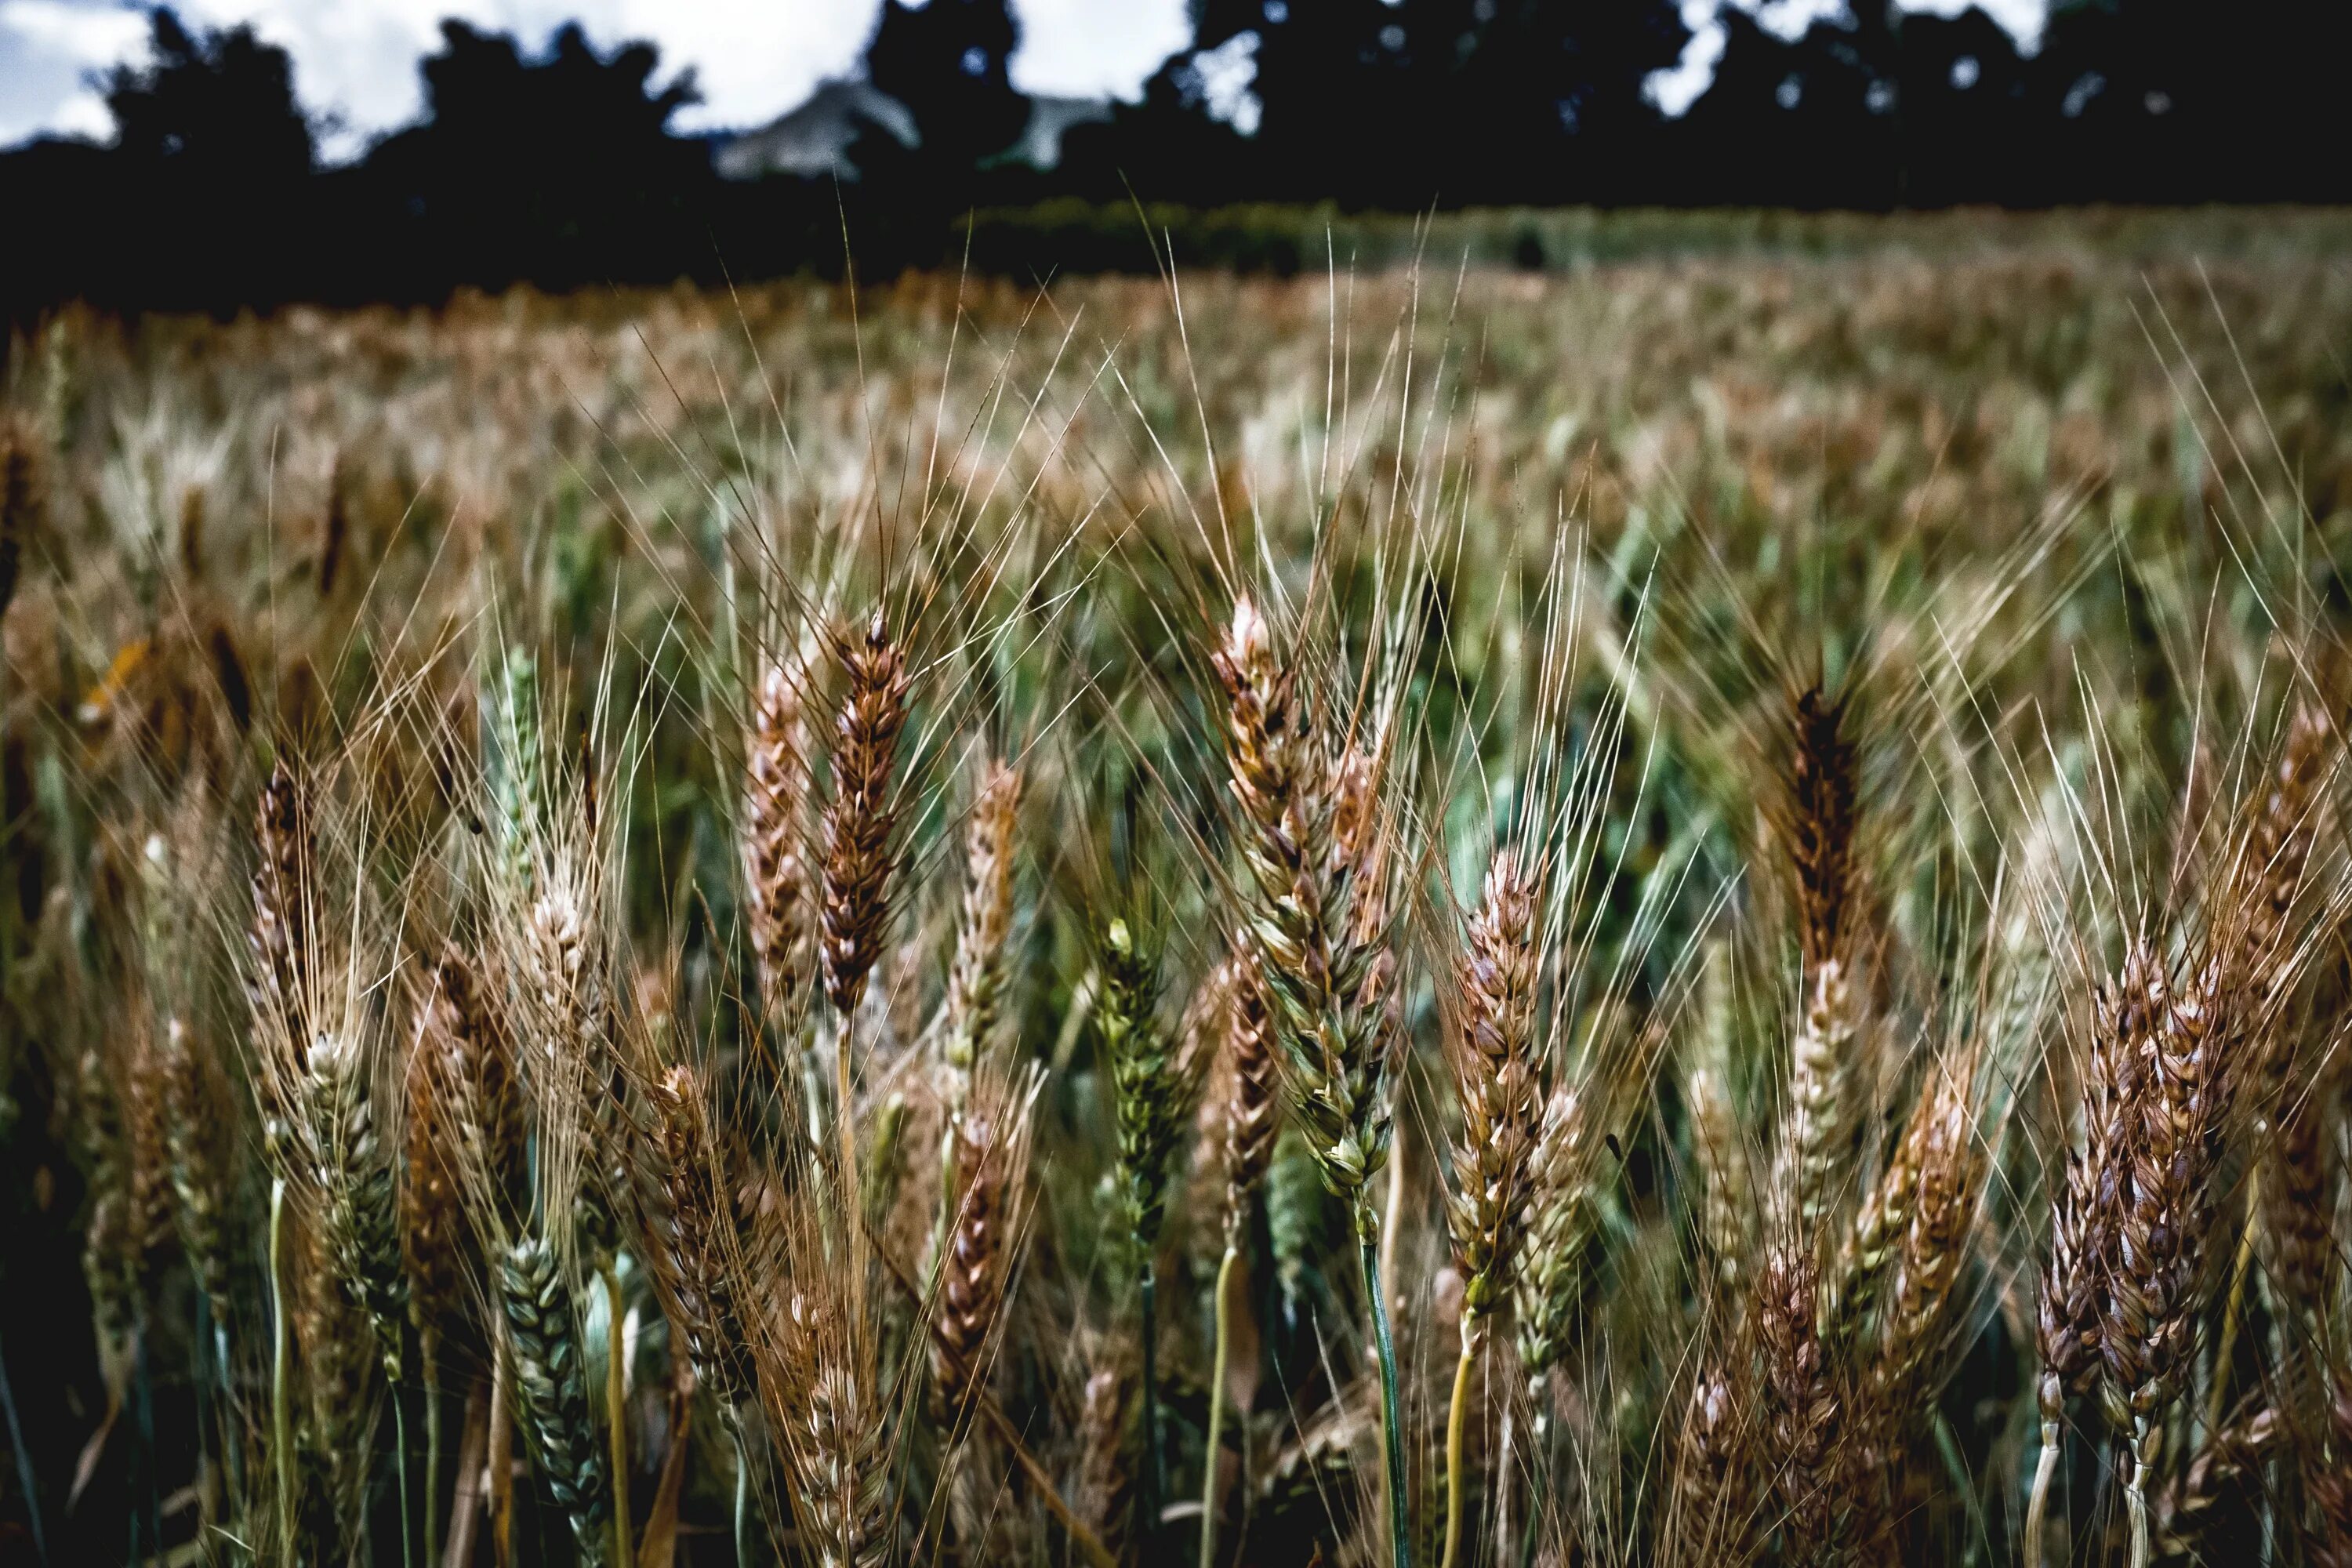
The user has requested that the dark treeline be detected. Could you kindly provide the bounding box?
[3,0,2347,327]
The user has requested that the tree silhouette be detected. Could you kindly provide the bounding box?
[360,22,715,293]
[100,9,314,181]
[865,0,1029,175]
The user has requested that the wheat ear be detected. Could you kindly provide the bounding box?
[1776,685,1860,1236]
[1102,916,1210,1550]
[2027,938,2154,1568]
[499,1235,612,1566]
[818,609,909,1269]
[942,760,1022,1109]
[1213,595,1409,1566]
[2104,940,2256,1568]
[744,655,815,1018]
[642,1063,753,1412]
[1441,849,1542,1568]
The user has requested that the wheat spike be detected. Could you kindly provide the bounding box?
[1673,1353,1755,1561]
[425,949,524,1218]
[1516,1080,1608,1385]
[2028,937,2155,1563]
[931,1069,1037,1421]
[1214,597,1398,1225]
[1870,1063,1981,1413]
[499,1234,612,1565]
[1755,1234,1842,1563]
[1074,1358,1135,1557]
[296,1208,380,1536]
[306,1025,409,1384]
[1447,848,1543,1334]
[819,610,910,1019]
[249,761,310,1033]
[642,1063,753,1410]
[2101,947,2237,1563]
[158,1015,233,1310]
[943,760,1021,1098]
[743,656,815,1014]
[402,1007,468,1348]
[1214,951,1280,1247]
[1688,941,1751,1293]
[1104,918,1207,1258]
[0,414,42,621]
[774,1290,894,1568]
[1777,685,1860,1236]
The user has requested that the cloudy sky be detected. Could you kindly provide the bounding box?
[1,0,2047,158]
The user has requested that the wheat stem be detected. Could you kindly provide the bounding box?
[2024,1424,2060,1568]
[396,1385,419,1568]
[423,1334,444,1568]
[837,1008,862,1320]
[1441,1325,1478,1568]
[488,1331,515,1568]
[1140,1261,1163,1550]
[1200,1243,1239,1568]
[604,1263,633,1568]
[268,1173,295,1558]
[2126,1439,2153,1568]
[730,1418,751,1568]
[1359,1219,1413,1568]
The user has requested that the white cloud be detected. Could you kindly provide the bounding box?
[0,1,148,146]
[1008,0,1188,101]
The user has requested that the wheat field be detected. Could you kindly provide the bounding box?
[3,233,2352,1567]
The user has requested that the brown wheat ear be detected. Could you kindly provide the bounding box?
[250,761,311,1034]
[2102,942,2246,1567]
[819,610,910,1019]
[2026,939,2155,1567]
[931,1066,1038,1425]
[424,946,524,1217]
[642,1063,753,1412]
[401,1006,468,1352]
[1755,1230,1844,1563]
[1777,683,1862,1235]
[1214,951,1279,1247]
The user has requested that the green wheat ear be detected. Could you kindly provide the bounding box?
[1104,916,1204,1261]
